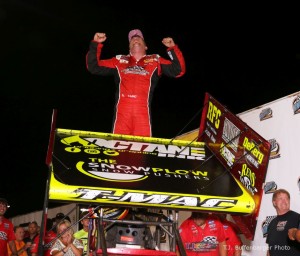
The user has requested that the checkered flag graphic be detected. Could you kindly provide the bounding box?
[203,236,217,245]
[262,215,276,237]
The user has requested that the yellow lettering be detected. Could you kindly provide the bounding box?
[206,102,221,129]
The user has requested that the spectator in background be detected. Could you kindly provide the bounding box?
[23,221,39,256]
[52,213,71,234]
[0,198,18,256]
[266,188,300,256]
[177,212,227,256]
[55,213,71,223]
[212,213,242,256]
[43,218,56,256]
[7,226,30,256]
[50,219,83,256]
[74,211,92,256]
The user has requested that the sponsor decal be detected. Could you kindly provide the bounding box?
[60,135,207,182]
[243,137,265,164]
[238,163,258,195]
[259,108,273,121]
[116,55,129,63]
[76,160,209,182]
[204,123,217,143]
[61,136,206,160]
[123,65,149,75]
[144,57,155,63]
[206,101,222,130]
[268,139,280,160]
[119,59,128,64]
[244,154,260,169]
[220,143,235,167]
[292,95,300,114]
[70,188,239,209]
[263,181,277,194]
[222,118,240,152]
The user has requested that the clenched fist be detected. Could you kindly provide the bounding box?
[162,37,175,48]
[93,32,107,43]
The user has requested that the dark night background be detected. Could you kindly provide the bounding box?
[1,1,299,218]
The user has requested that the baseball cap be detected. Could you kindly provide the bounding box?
[55,212,65,219]
[80,211,92,219]
[128,29,144,42]
[55,213,71,223]
[0,198,10,208]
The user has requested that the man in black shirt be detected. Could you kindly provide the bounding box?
[266,189,300,256]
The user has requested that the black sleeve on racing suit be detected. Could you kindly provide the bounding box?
[86,41,117,77]
[160,45,186,78]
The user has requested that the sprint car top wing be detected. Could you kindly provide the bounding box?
[48,129,255,214]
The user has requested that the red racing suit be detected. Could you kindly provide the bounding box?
[0,217,15,256]
[178,217,226,256]
[86,41,186,137]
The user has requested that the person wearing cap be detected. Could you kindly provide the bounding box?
[176,212,227,256]
[86,29,186,137]
[53,213,71,234]
[0,198,18,256]
[73,211,91,256]
[55,213,71,223]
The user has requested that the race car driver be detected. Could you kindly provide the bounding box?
[86,29,186,137]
